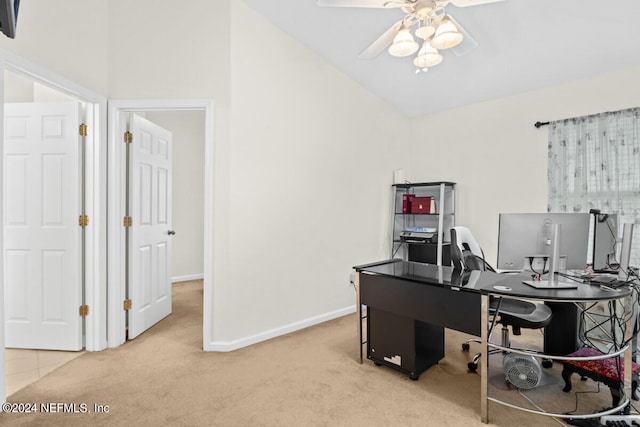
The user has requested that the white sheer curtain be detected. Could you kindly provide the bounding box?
[548,107,640,267]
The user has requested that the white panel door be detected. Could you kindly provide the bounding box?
[3,102,83,350]
[128,114,173,339]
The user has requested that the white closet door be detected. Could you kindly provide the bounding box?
[4,102,83,350]
[127,114,173,339]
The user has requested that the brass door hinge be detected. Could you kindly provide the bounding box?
[79,215,89,227]
[79,305,89,317]
[123,299,132,311]
[124,131,133,144]
[123,216,132,227]
[79,123,88,137]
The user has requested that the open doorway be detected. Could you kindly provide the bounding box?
[142,110,205,282]
[107,100,214,349]
[3,70,84,395]
[1,59,107,400]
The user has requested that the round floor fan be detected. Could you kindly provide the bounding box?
[503,353,542,389]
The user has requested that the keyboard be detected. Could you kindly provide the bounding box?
[568,415,640,426]
[600,414,640,426]
[588,275,630,289]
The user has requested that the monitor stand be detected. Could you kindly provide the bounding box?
[522,222,578,289]
[522,279,577,289]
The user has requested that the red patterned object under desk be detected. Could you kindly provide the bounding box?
[561,346,640,406]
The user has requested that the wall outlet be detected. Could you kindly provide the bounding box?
[349,272,356,287]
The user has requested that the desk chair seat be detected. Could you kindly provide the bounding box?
[451,227,553,372]
[493,298,553,333]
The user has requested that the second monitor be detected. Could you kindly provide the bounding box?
[497,213,591,271]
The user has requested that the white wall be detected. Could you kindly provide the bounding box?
[4,70,79,103]
[0,0,109,95]
[219,1,410,343]
[107,0,230,102]
[3,70,33,101]
[409,68,640,266]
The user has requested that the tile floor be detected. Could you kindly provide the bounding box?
[5,349,84,397]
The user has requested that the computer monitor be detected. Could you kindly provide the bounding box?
[0,0,19,39]
[618,223,634,281]
[592,213,618,272]
[497,213,591,271]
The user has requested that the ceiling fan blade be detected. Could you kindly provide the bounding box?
[448,15,478,56]
[317,0,400,8]
[358,20,404,59]
[448,0,504,7]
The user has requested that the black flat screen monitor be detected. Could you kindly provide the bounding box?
[592,213,618,271]
[497,213,591,271]
[0,0,19,39]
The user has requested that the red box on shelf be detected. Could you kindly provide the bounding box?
[402,194,415,213]
[410,196,432,214]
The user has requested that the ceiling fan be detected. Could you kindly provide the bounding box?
[318,0,504,73]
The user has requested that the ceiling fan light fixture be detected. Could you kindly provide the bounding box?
[413,40,443,68]
[414,2,434,19]
[388,27,419,57]
[431,16,464,49]
[415,22,435,40]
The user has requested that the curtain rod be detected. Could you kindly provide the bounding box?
[534,106,639,129]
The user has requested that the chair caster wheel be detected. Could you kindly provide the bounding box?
[542,359,553,369]
[462,343,470,351]
[468,362,478,372]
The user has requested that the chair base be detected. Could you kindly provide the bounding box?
[462,338,501,372]
[462,326,510,372]
[462,329,553,372]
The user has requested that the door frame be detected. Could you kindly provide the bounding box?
[0,49,107,404]
[107,99,214,348]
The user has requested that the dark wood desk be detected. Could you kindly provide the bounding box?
[354,259,634,424]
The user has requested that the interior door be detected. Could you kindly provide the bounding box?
[3,102,83,350]
[127,113,173,339]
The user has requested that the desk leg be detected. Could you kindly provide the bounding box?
[624,297,635,411]
[481,294,489,424]
[356,272,363,364]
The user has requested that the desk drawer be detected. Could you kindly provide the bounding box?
[360,273,481,336]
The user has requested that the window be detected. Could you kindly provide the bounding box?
[547,107,640,269]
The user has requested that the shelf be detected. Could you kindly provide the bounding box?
[392,181,456,189]
[394,212,439,216]
[390,182,456,265]
[393,213,454,217]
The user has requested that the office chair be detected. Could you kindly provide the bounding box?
[450,226,553,371]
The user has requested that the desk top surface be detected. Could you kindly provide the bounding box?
[354,259,632,302]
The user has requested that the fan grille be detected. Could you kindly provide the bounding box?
[503,354,542,389]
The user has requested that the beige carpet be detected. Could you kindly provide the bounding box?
[0,280,616,426]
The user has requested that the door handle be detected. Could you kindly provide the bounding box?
[168,230,176,236]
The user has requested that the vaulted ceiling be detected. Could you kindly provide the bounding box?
[242,0,640,117]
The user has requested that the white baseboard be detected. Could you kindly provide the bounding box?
[204,305,357,352]
[172,274,204,283]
